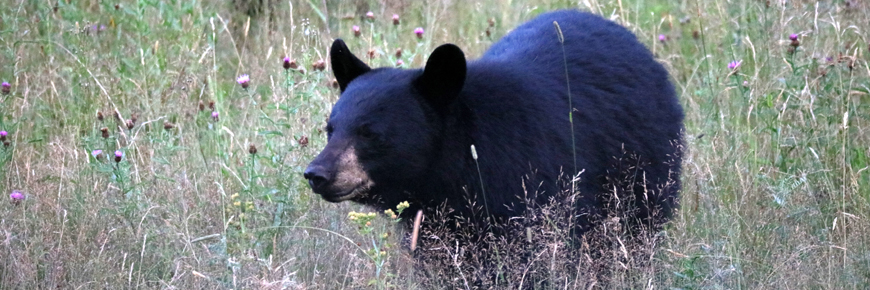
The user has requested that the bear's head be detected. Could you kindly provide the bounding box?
[304,39,467,204]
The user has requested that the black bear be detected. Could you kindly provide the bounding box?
[304,10,683,240]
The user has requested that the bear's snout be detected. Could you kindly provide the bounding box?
[305,141,373,202]
[303,165,330,191]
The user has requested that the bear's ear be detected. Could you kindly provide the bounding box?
[416,44,467,110]
[330,39,371,92]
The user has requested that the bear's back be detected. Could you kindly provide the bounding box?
[482,11,636,63]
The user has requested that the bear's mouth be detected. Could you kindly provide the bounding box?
[318,183,372,203]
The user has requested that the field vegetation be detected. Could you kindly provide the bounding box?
[1,0,868,288]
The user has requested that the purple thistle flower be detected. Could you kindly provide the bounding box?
[10,190,24,205]
[92,149,103,159]
[396,59,404,67]
[727,60,742,70]
[352,25,361,37]
[283,56,293,70]
[114,150,123,162]
[658,34,667,42]
[365,11,374,20]
[789,34,800,47]
[1,81,10,95]
[392,14,400,25]
[237,74,250,89]
[211,111,219,121]
[0,130,6,141]
[414,27,424,39]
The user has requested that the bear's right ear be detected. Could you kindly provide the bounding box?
[416,44,467,110]
[330,39,371,92]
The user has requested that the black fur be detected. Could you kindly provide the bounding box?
[305,10,684,239]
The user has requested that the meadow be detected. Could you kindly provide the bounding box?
[0,0,868,288]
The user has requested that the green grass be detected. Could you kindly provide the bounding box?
[1,0,868,288]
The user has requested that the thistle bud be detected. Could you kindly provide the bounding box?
[312,60,326,71]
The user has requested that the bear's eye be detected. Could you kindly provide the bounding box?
[357,126,377,140]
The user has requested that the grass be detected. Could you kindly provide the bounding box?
[1,0,868,288]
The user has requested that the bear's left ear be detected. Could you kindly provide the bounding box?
[415,44,467,110]
[330,39,371,92]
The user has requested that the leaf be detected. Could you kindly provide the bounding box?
[258,130,284,137]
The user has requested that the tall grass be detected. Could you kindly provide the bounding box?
[0,0,867,288]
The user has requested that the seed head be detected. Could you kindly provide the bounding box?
[392,14,400,25]
[100,127,110,138]
[249,144,257,155]
[352,25,361,37]
[285,58,298,69]
[114,150,123,162]
[198,100,205,111]
[331,79,339,89]
[237,74,250,89]
[692,30,700,40]
[208,101,215,111]
[163,121,174,130]
[312,60,326,71]
[487,18,495,27]
[298,135,309,147]
[125,119,134,130]
[367,49,376,59]
[1,82,10,95]
[414,27,424,39]
[2,140,9,148]
[395,48,403,58]
[97,111,104,121]
[130,113,138,124]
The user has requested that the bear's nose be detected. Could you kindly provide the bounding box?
[303,167,329,190]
